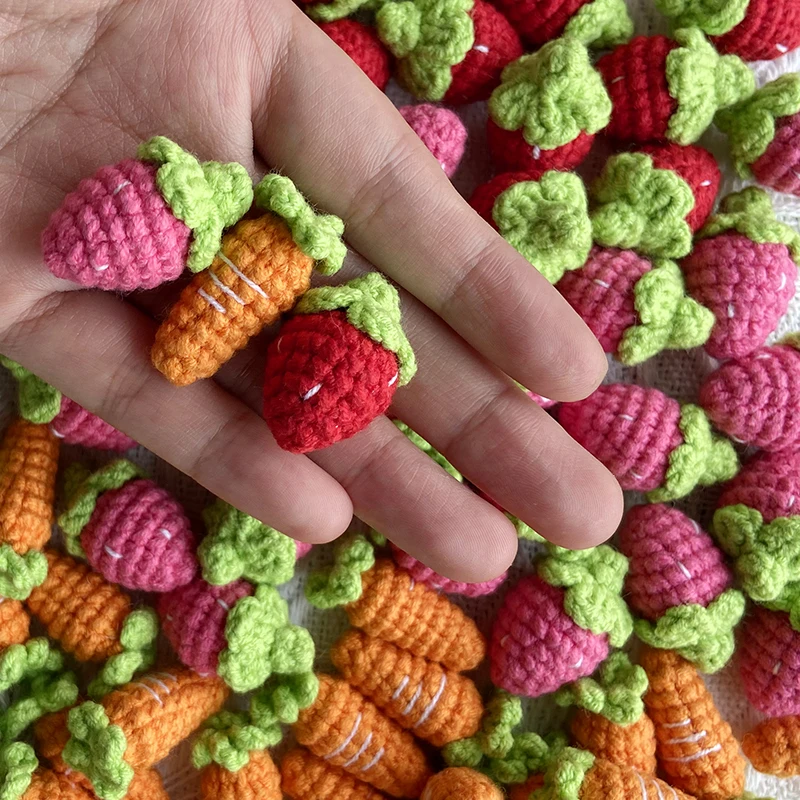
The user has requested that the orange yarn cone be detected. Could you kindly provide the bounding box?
[200,750,282,800]
[742,715,800,777]
[23,768,95,800]
[0,598,30,648]
[422,768,503,799]
[508,774,544,800]
[570,710,657,775]
[581,757,697,798]
[281,748,390,800]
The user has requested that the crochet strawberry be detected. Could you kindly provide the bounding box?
[375,0,523,105]
[596,28,754,145]
[556,246,714,365]
[41,136,252,291]
[58,460,197,594]
[682,189,800,360]
[654,0,800,62]
[399,104,467,177]
[490,545,632,698]
[559,384,739,502]
[263,273,416,453]
[319,19,392,90]
[618,504,744,672]
[487,39,610,175]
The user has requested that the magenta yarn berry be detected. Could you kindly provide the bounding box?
[49,397,136,451]
[158,578,252,674]
[752,111,800,196]
[81,478,197,593]
[295,541,313,560]
[399,104,467,177]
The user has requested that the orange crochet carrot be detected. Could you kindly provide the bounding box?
[23,768,95,800]
[0,598,30,648]
[281,748,390,800]
[641,646,745,800]
[508,774,544,800]
[421,768,503,800]
[152,174,346,386]
[125,770,170,800]
[742,715,800,777]
[294,674,432,798]
[331,629,483,747]
[200,750,281,800]
[569,711,657,777]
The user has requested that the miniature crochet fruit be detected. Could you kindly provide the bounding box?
[41,136,252,291]
[320,19,392,90]
[742,715,800,777]
[263,273,416,453]
[682,188,800,360]
[399,104,467,177]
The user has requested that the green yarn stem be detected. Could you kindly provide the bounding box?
[0,638,63,693]
[0,671,79,743]
[532,747,594,800]
[307,0,380,22]
[0,358,61,424]
[564,0,633,48]
[250,671,319,733]
[0,545,47,601]
[590,153,695,259]
[648,403,739,503]
[296,273,416,384]
[555,652,647,725]
[305,534,375,609]
[512,516,544,542]
[538,545,633,647]
[394,421,462,481]
[489,41,611,150]
[199,500,297,586]
[665,27,754,145]
[376,0,474,102]
[654,0,749,36]
[138,136,252,273]
[192,711,281,773]
[254,174,346,275]
[476,691,523,759]
[634,588,745,673]
[698,187,800,265]
[0,743,36,800]
[618,258,714,365]
[493,172,593,284]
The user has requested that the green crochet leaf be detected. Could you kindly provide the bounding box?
[138,136,253,273]
[698,187,800,265]
[0,546,47,601]
[665,27,755,145]
[307,0,380,22]
[0,638,63,693]
[199,500,297,586]
[0,743,36,800]
[634,588,745,673]
[512,516,544,542]
[0,671,79,743]
[305,534,375,609]
[590,153,695,258]
[376,0,474,101]
[0,358,61,424]
[191,711,281,773]
[555,652,647,725]
[254,174,346,275]
[538,545,633,647]
[647,403,739,503]
[654,0,750,35]
[532,747,594,800]
[564,0,634,48]
[250,671,319,730]
[494,172,592,284]
[618,258,714,365]
[489,40,611,149]
[394,421,462,481]
[296,273,416,384]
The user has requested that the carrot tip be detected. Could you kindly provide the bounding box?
[0,545,47,600]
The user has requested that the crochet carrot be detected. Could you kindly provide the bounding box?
[125,769,170,800]
[63,669,229,800]
[742,715,800,777]
[281,748,390,800]
[25,550,158,697]
[42,136,252,291]
[559,384,739,502]
[508,775,544,800]
[294,674,432,798]
[596,29,754,144]
[641,647,745,800]
[422,768,503,799]
[0,600,30,649]
[58,460,196,593]
[400,104,467,177]
[320,20,392,90]
[152,173,346,386]
[486,41,610,175]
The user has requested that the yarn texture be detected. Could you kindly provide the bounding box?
[281,747,390,800]
[422,768,502,800]
[742,715,800,777]
[399,104,467,176]
[320,20,392,90]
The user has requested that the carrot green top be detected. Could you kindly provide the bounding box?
[192,711,280,773]
[654,0,750,36]
[305,534,375,609]
[306,0,381,22]
[0,742,37,800]
[0,359,61,424]
[532,747,596,800]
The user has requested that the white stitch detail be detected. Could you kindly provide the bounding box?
[635,770,648,800]
[593,279,611,289]
[780,273,788,291]
[343,731,373,767]
[326,713,362,759]
[402,683,423,716]
[143,676,171,695]
[631,471,643,480]
[217,599,230,612]
[611,76,624,84]
[666,730,706,745]
[654,777,666,800]
[474,44,490,54]
[152,672,178,683]
[661,743,722,763]
[112,180,131,196]
[160,528,172,540]
[361,747,384,772]
[691,520,700,534]
[198,288,226,315]
[415,673,447,728]
[388,373,398,387]
[572,655,584,670]
[777,43,789,53]
[133,682,163,706]
[662,719,691,729]
[619,414,635,421]
[788,495,796,509]
[699,180,712,187]
[50,426,65,439]
[392,676,410,701]
[209,271,245,306]
[217,251,269,299]
[302,384,322,401]
[409,577,416,591]
[774,660,782,675]
[727,303,735,319]
[93,263,109,272]
[676,561,692,579]
[104,546,123,560]
[532,145,542,160]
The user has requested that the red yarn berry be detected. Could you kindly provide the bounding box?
[469,172,539,227]
[319,20,392,90]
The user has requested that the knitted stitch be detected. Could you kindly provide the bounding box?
[304,0,378,22]
[320,20,392,90]
[199,750,281,800]
[567,711,656,776]
[0,601,29,649]
[23,767,99,800]
[742,715,800,777]
[0,743,36,800]
[281,748,390,800]
[422,768,503,800]
[399,104,467,177]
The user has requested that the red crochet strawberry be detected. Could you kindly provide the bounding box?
[263,273,416,453]
[375,0,523,105]
[596,28,754,145]
[682,189,800,360]
[319,19,392,90]
[469,172,540,225]
[487,38,609,174]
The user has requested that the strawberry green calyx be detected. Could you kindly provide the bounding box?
[654,0,749,35]
[0,358,61,424]
[489,40,611,149]
[305,534,375,609]
[137,136,253,273]
[307,0,380,22]
[564,0,634,48]
[0,742,37,800]
[0,546,47,601]
[192,711,280,772]
[533,747,595,800]
[296,272,417,384]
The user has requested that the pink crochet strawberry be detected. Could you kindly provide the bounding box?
[490,545,632,698]
[58,460,197,593]
[559,384,739,502]
[487,38,609,174]
[681,188,800,360]
[319,19,392,90]
[41,136,253,291]
[556,246,714,365]
[618,504,744,673]
[263,273,416,454]
[399,104,467,177]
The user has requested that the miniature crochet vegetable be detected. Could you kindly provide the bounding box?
[486,40,610,175]
[556,246,714,366]
[375,0,523,105]
[58,461,196,594]
[742,715,800,777]
[320,19,392,90]
[152,173,347,386]
[654,0,800,62]
[682,188,800,360]
[41,136,253,291]
[399,104,467,177]
[490,545,632,698]
[0,601,30,649]
[641,647,745,800]
[263,273,416,453]
[16,765,95,800]
[559,384,739,502]
[281,748,390,800]
[618,504,744,673]
[422,768,503,800]
[596,28,754,145]
[63,669,229,800]
[509,776,544,800]
[294,674,432,798]
[589,144,720,258]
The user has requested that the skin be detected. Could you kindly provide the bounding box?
[0,0,623,582]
